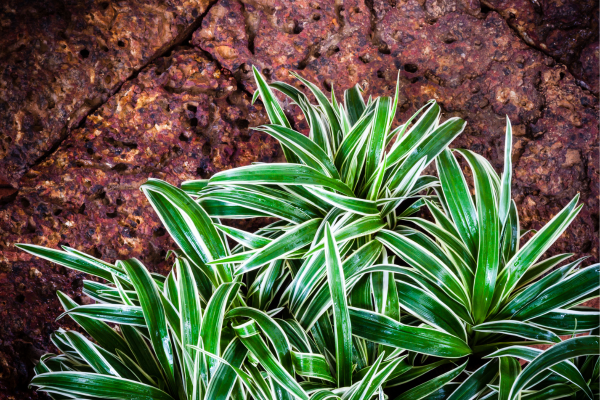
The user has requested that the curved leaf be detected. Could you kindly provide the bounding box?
[30,372,175,400]
[506,336,599,400]
[209,164,354,197]
[349,307,471,358]
[473,320,560,343]
[324,223,353,387]
[400,361,467,400]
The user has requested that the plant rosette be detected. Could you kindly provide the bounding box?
[20,68,599,400]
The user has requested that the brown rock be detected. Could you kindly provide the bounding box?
[514,64,599,262]
[0,0,213,186]
[575,41,600,94]
[481,0,599,93]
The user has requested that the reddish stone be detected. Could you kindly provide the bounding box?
[0,0,214,186]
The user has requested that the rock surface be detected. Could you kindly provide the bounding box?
[0,0,597,398]
[0,0,213,186]
[481,0,598,94]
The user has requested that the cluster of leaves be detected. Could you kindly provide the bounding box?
[20,68,599,400]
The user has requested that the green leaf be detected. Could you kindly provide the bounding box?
[203,338,248,400]
[200,188,313,224]
[521,384,576,400]
[198,199,270,219]
[234,321,308,400]
[306,187,379,216]
[385,117,465,193]
[252,66,300,164]
[344,84,366,126]
[455,149,500,324]
[200,282,239,373]
[268,83,317,141]
[365,96,392,181]
[349,352,403,400]
[493,195,582,307]
[389,265,473,324]
[209,164,354,197]
[515,253,573,290]
[376,230,469,308]
[215,224,272,249]
[30,372,175,400]
[180,179,209,195]
[62,331,119,376]
[175,257,202,390]
[436,148,478,257]
[16,244,127,284]
[120,258,176,393]
[56,291,133,359]
[366,154,387,201]
[406,213,472,260]
[324,223,353,387]
[334,108,375,170]
[486,345,593,399]
[496,257,583,319]
[310,389,342,400]
[531,307,600,334]
[227,307,294,374]
[120,325,166,392]
[506,336,599,400]
[290,71,342,151]
[402,216,475,278]
[256,124,339,179]
[395,280,467,341]
[291,352,335,383]
[304,215,386,258]
[400,361,467,400]
[498,357,520,400]
[501,201,520,267]
[237,218,322,274]
[513,263,599,321]
[380,158,427,219]
[472,320,561,343]
[141,178,230,286]
[371,267,400,324]
[294,241,383,329]
[446,359,499,400]
[58,304,146,326]
[280,185,333,214]
[386,101,440,167]
[348,307,471,358]
[498,117,513,229]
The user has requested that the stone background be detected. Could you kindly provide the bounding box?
[0,0,598,398]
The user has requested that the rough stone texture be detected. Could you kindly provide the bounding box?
[481,0,599,94]
[0,0,213,186]
[0,0,598,398]
[0,48,278,398]
[513,65,599,258]
[195,0,598,262]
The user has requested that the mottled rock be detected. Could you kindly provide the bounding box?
[0,48,278,396]
[513,65,599,261]
[574,41,600,94]
[0,0,214,186]
[481,0,599,93]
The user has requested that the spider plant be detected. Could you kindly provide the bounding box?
[19,69,598,400]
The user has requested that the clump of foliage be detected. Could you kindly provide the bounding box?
[20,68,599,400]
